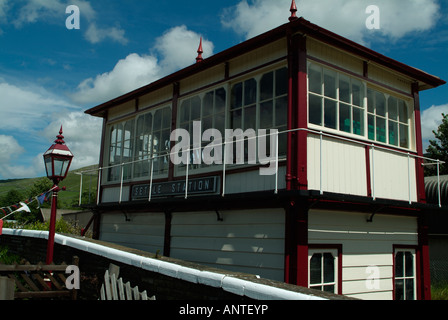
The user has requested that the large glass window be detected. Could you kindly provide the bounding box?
[394,249,416,300]
[178,87,227,171]
[308,249,338,294]
[106,105,171,182]
[230,66,288,161]
[308,62,412,149]
[308,63,365,137]
[107,119,135,182]
[367,89,410,148]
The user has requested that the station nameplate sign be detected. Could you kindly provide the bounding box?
[131,176,219,200]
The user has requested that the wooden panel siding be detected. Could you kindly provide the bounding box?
[307,135,367,197]
[224,166,287,195]
[138,85,172,111]
[370,148,417,202]
[309,209,418,300]
[108,100,136,121]
[99,212,166,255]
[170,209,285,281]
[228,39,287,78]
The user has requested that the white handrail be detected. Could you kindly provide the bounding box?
[76,127,444,207]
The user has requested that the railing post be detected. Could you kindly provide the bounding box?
[275,130,279,194]
[79,172,83,206]
[437,160,441,207]
[371,144,375,200]
[222,139,227,197]
[185,148,190,199]
[119,163,124,204]
[407,153,412,204]
[320,131,323,195]
[148,157,154,202]
[97,168,102,206]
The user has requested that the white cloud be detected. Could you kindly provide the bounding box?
[11,0,124,45]
[72,25,213,105]
[85,22,129,45]
[0,81,78,132]
[421,104,448,150]
[222,0,440,44]
[42,111,102,171]
[0,135,38,178]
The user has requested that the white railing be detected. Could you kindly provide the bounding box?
[75,128,444,207]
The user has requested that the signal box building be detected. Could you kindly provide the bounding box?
[84,8,446,300]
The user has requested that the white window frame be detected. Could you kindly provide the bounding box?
[394,248,417,300]
[308,248,339,294]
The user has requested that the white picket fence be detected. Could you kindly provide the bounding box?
[100,264,155,301]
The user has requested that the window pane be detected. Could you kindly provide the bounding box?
[308,64,322,94]
[368,115,375,140]
[324,69,337,99]
[399,100,408,124]
[376,92,386,117]
[400,124,409,148]
[203,91,214,116]
[191,97,201,120]
[231,109,242,129]
[395,252,404,277]
[376,117,386,143]
[275,96,288,127]
[395,279,404,300]
[389,121,398,146]
[367,89,375,113]
[275,67,288,96]
[154,109,162,130]
[244,79,257,105]
[388,96,398,120]
[309,94,322,126]
[323,253,335,283]
[353,107,364,136]
[260,71,273,101]
[310,254,322,284]
[215,88,226,113]
[260,101,273,128]
[352,79,362,107]
[324,99,337,129]
[339,103,351,133]
[405,279,415,300]
[231,83,243,109]
[323,285,335,293]
[339,75,350,103]
[215,112,225,134]
[244,105,256,130]
[405,252,414,277]
[180,101,190,123]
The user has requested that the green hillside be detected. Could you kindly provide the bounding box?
[0,165,99,210]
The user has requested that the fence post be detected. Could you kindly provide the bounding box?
[0,277,15,300]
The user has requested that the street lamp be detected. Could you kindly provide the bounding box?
[43,126,74,264]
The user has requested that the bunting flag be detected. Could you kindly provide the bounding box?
[0,188,53,220]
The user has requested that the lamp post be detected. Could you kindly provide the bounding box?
[43,126,74,265]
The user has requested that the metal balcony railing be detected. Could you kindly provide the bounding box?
[75,128,445,207]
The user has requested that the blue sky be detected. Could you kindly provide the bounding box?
[0,0,447,179]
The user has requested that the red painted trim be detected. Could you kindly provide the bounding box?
[412,83,426,203]
[169,82,180,181]
[308,244,343,295]
[297,35,308,190]
[164,211,172,257]
[286,30,297,190]
[365,146,372,197]
[418,215,431,300]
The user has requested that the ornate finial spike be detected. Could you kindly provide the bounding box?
[55,125,65,144]
[289,0,298,22]
[196,37,203,63]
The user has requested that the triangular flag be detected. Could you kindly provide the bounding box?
[17,202,31,213]
[0,220,3,236]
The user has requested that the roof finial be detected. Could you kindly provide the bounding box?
[289,0,298,22]
[196,37,203,63]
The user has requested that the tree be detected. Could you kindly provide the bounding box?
[425,113,448,176]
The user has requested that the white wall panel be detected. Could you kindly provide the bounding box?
[309,209,418,300]
[170,209,285,281]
